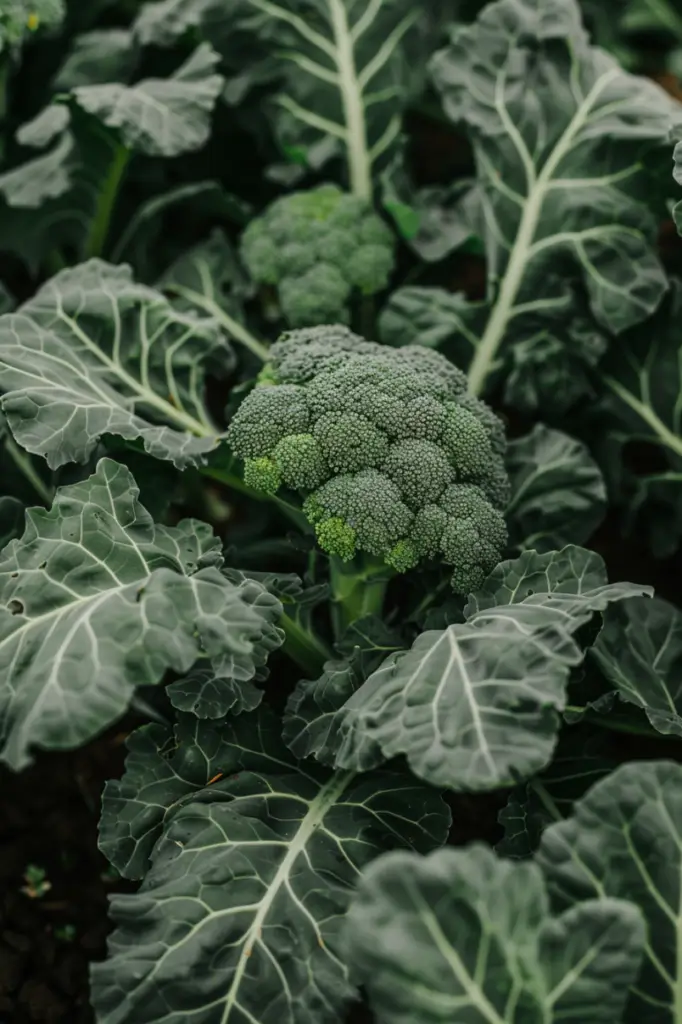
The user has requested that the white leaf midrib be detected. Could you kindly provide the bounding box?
[467,66,622,396]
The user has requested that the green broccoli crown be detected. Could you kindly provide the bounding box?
[239,184,396,328]
[227,326,509,592]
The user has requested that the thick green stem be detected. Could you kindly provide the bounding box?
[200,464,311,533]
[564,705,664,739]
[84,143,130,259]
[329,555,390,638]
[4,431,53,505]
[0,60,9,165]
[280,612,331,678]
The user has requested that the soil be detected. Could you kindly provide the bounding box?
[0,723,138,1024]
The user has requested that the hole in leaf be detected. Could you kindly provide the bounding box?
[38,561,47,570]
[8,599,24,615]
[10,572,18,579]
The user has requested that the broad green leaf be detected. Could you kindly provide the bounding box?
[497,726,617,859]
[70,43,224,158]
[593,278,682,558]
[52,29,138,90]
[538,761,682,1023]
[111,183,251,274]
[385,0,675,397]
[345,845,645,1024]
[0,259,231,469]
[506,426,607,552]
[380,154,478,261]
[0,459,283,770]
[166,665,263,719]
[99,708,296,879]
[334,547,650,790]
[0,106,116,272]
[592,595,682,738]
[0,132,75,208]
[464,546,651,629]
[159,229,268,362]
[92,707,450,1024]
[167,574,288,718]
[138,0,421,198]
[283,616,402,765]
[0,45,224,272]
[134,0,222,48]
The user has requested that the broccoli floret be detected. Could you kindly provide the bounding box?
[382,439,454,509]
[272,434,328,491]
[239,183,396,328]
[243,456,281,494]
[305,470,413,559]
[227,326,509,589]
[314,411,389,474]
[227,384,308,458]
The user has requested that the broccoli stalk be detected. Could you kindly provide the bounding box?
[329,554,392,637]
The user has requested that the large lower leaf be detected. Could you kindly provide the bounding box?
[92,707,450,1024]
[384,0,675,398]
[0,459,283,770]
[591,596,682,738]
[334,547,649,790]
[506,425,607,552]
[0,260,231,469]
[538,761,682,1023]
[345,845,645,1024]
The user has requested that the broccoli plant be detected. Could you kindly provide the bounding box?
[228,325,508,625]
[240,184,396,328]
[0,1,681,1023]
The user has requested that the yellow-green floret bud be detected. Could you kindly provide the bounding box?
[244,457,282,494]
[315,517,358,561]
[386,539,420,573]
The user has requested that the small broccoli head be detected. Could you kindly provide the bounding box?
[305,470,413,559]
[279,264,351,328]
[228,326,509,588]
[239,183,396,327]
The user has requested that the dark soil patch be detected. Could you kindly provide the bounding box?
[0,726,137,1023]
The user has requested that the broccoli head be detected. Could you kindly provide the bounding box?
[227,326,510,593]
[240,184,396,328]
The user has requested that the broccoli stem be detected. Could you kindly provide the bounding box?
[84,141,131,259]
[329,555,391,637]
[279,611,332,679]
[200,463,311,534]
